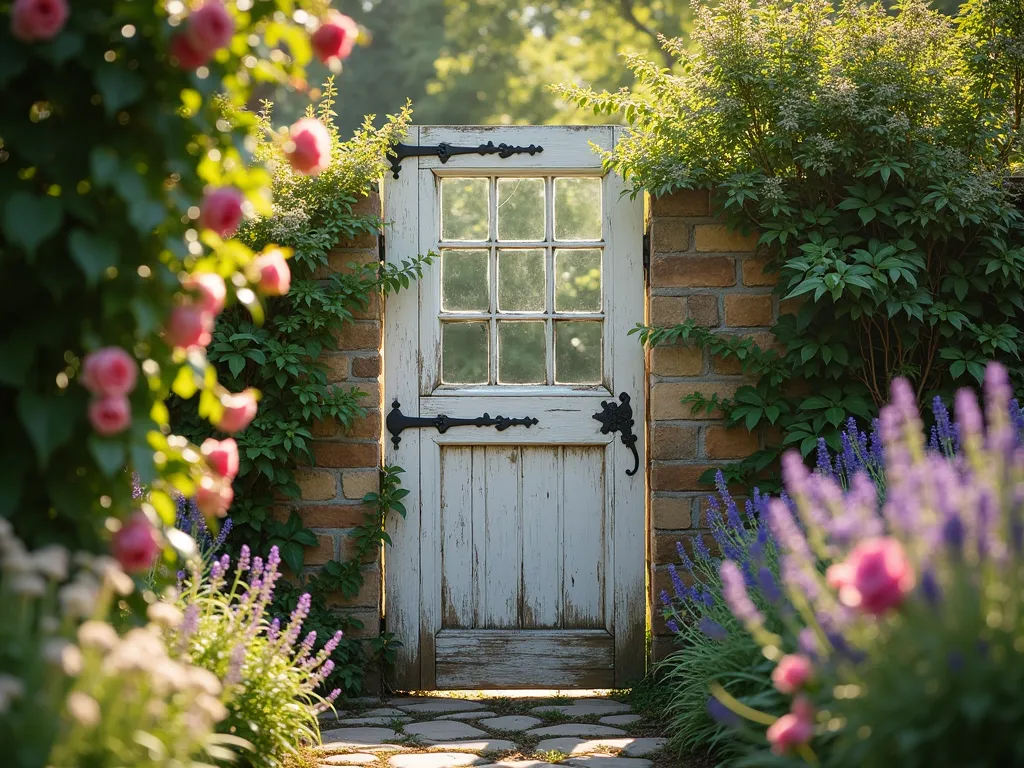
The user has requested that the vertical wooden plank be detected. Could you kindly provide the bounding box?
[382,126,422,691]
[418,431,440,689]
[481,446,523,628]
[521,446,563,628]
[470,446,486,626]
[561,447,605,629]
[609,126,648,686]
[440,447,474,628]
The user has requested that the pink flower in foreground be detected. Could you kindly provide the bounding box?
[311,11,358,63]
[165,303,213,349]
[252,248,291,296]
[87,395,131,436]
[199,187,244,237]
[772,654,813,694]
[830,537,914,615]
[81,347,137,397]
[215,389,258,433]
[169,32,210,69]
[195,474,234,518]
[285,118,331,175]
[201,437,239,479]
[112,513,159,572]
[767,697,815,756]
[185,272,227,315]
[185,0,233,55]
[10,0,68,42]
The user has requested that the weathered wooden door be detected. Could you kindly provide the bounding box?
[383,126,645,690]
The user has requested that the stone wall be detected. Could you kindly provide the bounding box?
[646,189,778,662]
[290,191,385,691]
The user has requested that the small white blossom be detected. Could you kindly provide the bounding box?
[65,691,101,727]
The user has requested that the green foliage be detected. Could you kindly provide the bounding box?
[565,0,1024,488]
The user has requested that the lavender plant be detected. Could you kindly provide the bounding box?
[173,545,341,768]
[713,363,1024,766]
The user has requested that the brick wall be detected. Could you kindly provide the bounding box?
[289,191,385,692]
[646,189,778,662]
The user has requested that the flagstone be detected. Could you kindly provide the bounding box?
[389,753,488,768]
[478,716,543,731]
[526,725,626,738]
[404,720,489,741]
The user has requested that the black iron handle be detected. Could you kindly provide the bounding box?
[387,141,544,179]
[593,392,640,476]
[386,400,539,448]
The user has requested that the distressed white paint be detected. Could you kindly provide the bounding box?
[383,126,645,690]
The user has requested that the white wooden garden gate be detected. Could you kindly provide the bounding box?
[383,126,646,690]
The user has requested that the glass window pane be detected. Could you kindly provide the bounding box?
[554,177,602,241]
[497,249,545,312]
[555,249,602,313]
[441,178,489,241]
[442,322,489,384]
[497,321,546,384]
[555,321,602,384]
[441,250,489,312]
[497,178,545,241]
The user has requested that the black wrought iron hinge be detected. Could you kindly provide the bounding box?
[387,141,544,179]
[642,231,651,280]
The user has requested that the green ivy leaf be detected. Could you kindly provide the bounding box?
[69,229,119,285]
[4,192,63,259]
[17,390,78,467]
[88,435,127,477]
[94,65,145,115]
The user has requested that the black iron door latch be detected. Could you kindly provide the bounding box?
[593,392,640,477]
[386,400,539,448]
[387,141,544,179]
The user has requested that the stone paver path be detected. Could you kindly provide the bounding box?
[317,693,668,768]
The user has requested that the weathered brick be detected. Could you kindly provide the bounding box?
[687,294,720,327]
[296,469,337,501]
[651,189,710,217]
[653,564,695,597]
[313,442,379,468]
[333,322,381,350]
[328,565,382,609]
[705,425,759,459]
[351,354,382,379]
[352,191,381,216]
[778,296,806,316]
[649,296,687,327]
[340,534,381,563]
[346,410,381,440]
[725,294,773,327]
[311,418,341,438]
[338,608,381,640]
[742,254,777,287]
[342,381,381,408]
[652,463,718,492]
[323,354,349,382]
[651,217,690,253]
[336,231,378,249]
[650,254,736,288]
[650,382,740,420]
[342,470,379,500]
[652,634,679,663]
[651,346,703,377]
[351,293,381,321]
[652,495,693,529]
[694,224,758,253]
[327,250,377,276]
[304,533,337,565]
[712,352,744,375]
[650,424,699,460]
[298,503,372,529]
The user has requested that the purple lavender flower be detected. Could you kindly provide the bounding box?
[668,563,688,602]
[225,643,246,686]
[238,544,251,573]
[920,570,941,607]
[694,534,712,561]
[267,617,281,642]
[955,387,983,439]
[756,566,783,604]
[699,616,728,641]
[675,541,695,573]
[767,499,813,563]
[667,618,681,634]
[720,560,764,630]
[707,697,740,727]
[815,437,834,477]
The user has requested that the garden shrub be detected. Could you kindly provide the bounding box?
[559,0,1024,488]
[709,363,1024,766]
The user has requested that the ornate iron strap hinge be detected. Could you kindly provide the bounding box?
[387,141,544,179]
[593,392,640,477]
[386,400,539,448]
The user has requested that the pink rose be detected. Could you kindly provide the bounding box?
[201,437,239,479]
[835,537,914,615]
[766,697,815,756]
[185,272,226,315]
[165,303,213,349]
[199,187,244,238]
[285,118,331,175]
[169,32,210,69]
[10,0,68,42]
[81,347,137,397]
[215,389,258,433]
[252,248,291,296]
[112,513,160,572]
[87,395,131,436]
[771,654,813,694]
[195,474,234,518]
[311,11,358,63]
[185,0,233,55]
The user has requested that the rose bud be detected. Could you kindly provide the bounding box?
[195,473,234,518]
[215,389,258,433]
[10,0,68,42]
[199,187,245,238]
[185,0,233,55]
[185,272,227,315]
[87,395,132,436]
[81,347,137,397]
[284,117,331,175]
[201,437,239,479]
[164,303,213,349]
[311,11,358,64]
[251,248,291,296]
[771,654,814,694]
[169,32,210,69]
[111,513,160,573]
